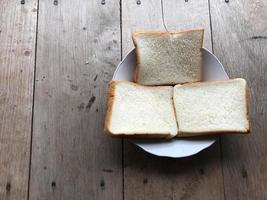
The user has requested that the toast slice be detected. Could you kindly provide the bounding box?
[132,28,204,85]
[173,78,250,136]
[105,81,178,138]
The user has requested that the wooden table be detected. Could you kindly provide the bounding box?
[0,0,266,199]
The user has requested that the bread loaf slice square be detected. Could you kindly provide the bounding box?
[173,78,250,136]
[133,28,204,85]
[105,81,178,138]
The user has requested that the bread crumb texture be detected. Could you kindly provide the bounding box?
[174,79,249,133]
[109,82,177,137]
[134,30,203,85]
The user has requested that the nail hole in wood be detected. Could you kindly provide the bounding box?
[136,0,141,5]
[53,0,58,6]
[101,0,105,5]
[6,182,11,192]
[21,0,25,5]
[51,181,56,188]
[242,169,248,178]
[100,179,105,189]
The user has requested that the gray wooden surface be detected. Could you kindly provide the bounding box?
[0,0,266,199]
[0,1,37,199]
[210,1,267,199]
[29,0,122,199]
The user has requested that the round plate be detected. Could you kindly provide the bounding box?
[113,48,229,158]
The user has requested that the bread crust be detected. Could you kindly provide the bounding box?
[171,92,179,136]
[244,79,250,132]
[174,78,250,137]
[132,27,204,37]
[108,80,173,89]
[132,28,204,85]
[174,78,245,88]
[104,81,116,136]
[104,80,175,139]
[132,35,140,83]
[178,129,249,137]
[108,132,171,139]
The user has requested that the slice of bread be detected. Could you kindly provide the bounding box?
[132,28,204,85]
[173,78,250,136]
[104,81,178,138]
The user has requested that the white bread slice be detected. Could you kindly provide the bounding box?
[173,78,250,136]
[132,28,204,85]
[104,81,177,138]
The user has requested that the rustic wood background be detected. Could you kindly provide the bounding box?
[0,0,266,199]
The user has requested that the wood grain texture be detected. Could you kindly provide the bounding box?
[0,1,37,199]
[210,0,267,199]
[122,1,224,199]
[29,1,122,199]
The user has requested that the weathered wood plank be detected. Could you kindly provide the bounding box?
[210,1,267,199]
[122,1,224,199]
[29,1,122,199]
[0,0,38,199]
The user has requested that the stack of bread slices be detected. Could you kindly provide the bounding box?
[104,28,250,139]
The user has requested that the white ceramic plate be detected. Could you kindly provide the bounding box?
[113,48,229,158]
